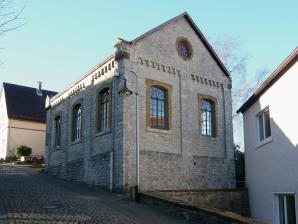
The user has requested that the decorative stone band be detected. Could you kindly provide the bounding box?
[137,57,181,76]
[50,57,116,108]
[136,56,225,90]
[191,74,223,89]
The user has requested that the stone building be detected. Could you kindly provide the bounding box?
[0,82,57,161]
[45,12,235,193]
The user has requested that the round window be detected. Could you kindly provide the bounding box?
[177,38,192,60]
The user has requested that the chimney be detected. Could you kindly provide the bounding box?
[36,81,43,96]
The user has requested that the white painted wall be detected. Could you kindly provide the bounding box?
[7,119,46,157]
[0,85,47,159]
[0,88,8,159]
[243,60,298,223]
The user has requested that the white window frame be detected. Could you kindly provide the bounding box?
[255,106,272,148]
[273,193,297,224]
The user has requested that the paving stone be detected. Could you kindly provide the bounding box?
[0,164,196,224]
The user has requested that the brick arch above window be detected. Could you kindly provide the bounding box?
[146,79,172,130]
[70,100,83,142]
[198,94,218,138]
[96,83,112,134]
[53,112,62,148]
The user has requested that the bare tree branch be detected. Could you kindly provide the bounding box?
[210,35,269,116]
[0,0,26,65]
[0,0,26,37]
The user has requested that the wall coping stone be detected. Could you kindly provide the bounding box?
[139,192,264,224]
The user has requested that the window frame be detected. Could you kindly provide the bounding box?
[53,114,62,148]
[149,85,168,129]
[255,106,272,147]
[274,193,296,224]
[146,79,172,131]
[96,85,112,134]
[71,102,83,142]
[198,94,218,138]
[176,37,193,61]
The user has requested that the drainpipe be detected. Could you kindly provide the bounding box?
[221,84,227,158]
[179,72,183,155]
[130,71,139,190]
[109,151,113,191]
[110,71,119,192]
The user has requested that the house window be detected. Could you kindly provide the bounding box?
[72,104,82,141]
[201,99,215,137]
[150,86,168,129]
[275,194,296,224]
[176,37,193,60]
[98,88,111,132]
[54,115,61,147]
[257,108,271,141]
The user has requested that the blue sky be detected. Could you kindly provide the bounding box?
[0,0,297,93]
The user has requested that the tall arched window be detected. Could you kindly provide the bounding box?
[98,88,111,132]
[150,86,167,129]
[54,115,61,147]
[72,104,82,141]
[201,99,215,137]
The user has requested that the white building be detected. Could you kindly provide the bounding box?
[237,47,298,224]
[0,82,57,161]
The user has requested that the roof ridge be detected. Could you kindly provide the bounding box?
[119,12,230,77]
[3,82,57,94]
[51,54,114,101]
[237,47,298,113]
[129,12,188,44]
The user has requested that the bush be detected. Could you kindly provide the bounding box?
[15,145,32,159]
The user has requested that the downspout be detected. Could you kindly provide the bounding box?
[221,84,227,158]
[130,71,139,190]
[110,73,118,192]
[179,72,183,155]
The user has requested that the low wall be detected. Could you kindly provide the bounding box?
[152,189,249,216]
[139,192,263,224]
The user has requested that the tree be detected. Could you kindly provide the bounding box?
[211,35,269,115]
[234,144,245,188]
[15,145,32,159]
[211,35,269,150]
[0,0,26,37]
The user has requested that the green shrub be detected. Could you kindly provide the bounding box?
[15,145,32,159]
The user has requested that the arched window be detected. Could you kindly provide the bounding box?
[98,88,111,132]
[150,86,167,129]
[54,115,61,147]
[201,99,215,137]
[72,104,82,141]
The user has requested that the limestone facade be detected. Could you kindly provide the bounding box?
[45,13,235,193]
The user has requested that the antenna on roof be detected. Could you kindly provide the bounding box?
[36,81,43,96]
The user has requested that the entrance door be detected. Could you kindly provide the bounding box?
[274,194,296,224]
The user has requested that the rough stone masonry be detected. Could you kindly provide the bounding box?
[45,12,235,193]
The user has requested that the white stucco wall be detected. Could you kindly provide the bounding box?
[7,119,46,157]
[0,87,9,159]
[243,59,298,223]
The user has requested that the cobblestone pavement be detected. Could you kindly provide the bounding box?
[0,164,195,224]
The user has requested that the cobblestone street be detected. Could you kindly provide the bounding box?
[0,164,194,224]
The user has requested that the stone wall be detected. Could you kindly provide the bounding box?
[45,57,125,192]
[139,151,235,191]
[121,15,235,191]
[152,189,249,216]
[45,14,235,194]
